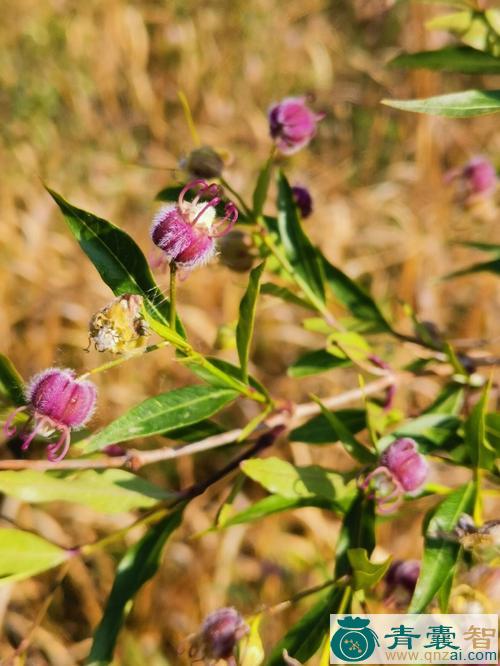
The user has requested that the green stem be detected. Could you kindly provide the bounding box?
[337,584,353,614]
[78,340,171,380]
[169,263,177,330]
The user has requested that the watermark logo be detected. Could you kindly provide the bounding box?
[330,614,498,664]
[330,617,379,662]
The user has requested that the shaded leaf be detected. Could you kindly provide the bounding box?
[253,158,274,218]
[0,469,173,513]
[236,262,265,382]
[267,586,345,666]
[408,482,475,613]
[445,257,500,279]
[336,492,375,578]
[390,46,500,74]
[0,528,68,585]
[163,419,224,443]
[290,409,366,445]
[288,349,351,378]
[86,510,183,664]
[261,282,315,311]
[0,354,25,406]
[382,89,500,118]
[377,413,462,453]
[276,171,325,306]
[85,386,238,452]
[47,188,185,337]
[321,254,392,333]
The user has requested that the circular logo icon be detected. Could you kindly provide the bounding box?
[330,617,379,662]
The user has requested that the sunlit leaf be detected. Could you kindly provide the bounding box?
[253,157,274,218]
[288,349,351,378]
[0,354,25,406]
[84,386,238,452]
[347,548,392,591]
[382,89,500,117]
[0,469,173,513]
[261,282,315,311]
[0,528,68,585]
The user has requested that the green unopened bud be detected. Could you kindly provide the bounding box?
[89,294,150,354]
[218,230,255,272]
[180,145,224,179]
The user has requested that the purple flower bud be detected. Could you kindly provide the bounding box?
[268,97,324,155]
[292,185,313,218]
[385,559,420,595]
[189,607,249,664]
[445,156,497,201]
[3,368,97,463]
[151,179,238,271]
[380,438,429,492]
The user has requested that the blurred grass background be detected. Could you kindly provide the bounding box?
[0,0,499,663]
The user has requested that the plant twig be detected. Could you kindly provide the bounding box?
[0,373,398,471]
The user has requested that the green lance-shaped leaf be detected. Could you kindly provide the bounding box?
[84,385,238,452]
[310,397,376,464]
[444,257,500,279]
[241,457,357,511]
[288,349,351,378]
[389,46,500,74]
[382,89,500,118]
[408,482,475,613]
[267,585,345,666]
[347,548,392,591]
[335,491,376,578]
[253,157,274,218]
[47,187,185,337]
[276,171,326,307]
[218,494,345,529]
[261,282,316,311]
[290,408,366,445]
[86,509,183,665]
[465,380,493,472]
[236,262,265,382]
[0,354,25,406]
[377,413,461,454]
[0,469,173,513]
[0,528,68,585]
[320,253,392,333]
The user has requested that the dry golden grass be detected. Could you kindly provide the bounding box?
[0,1,499,664]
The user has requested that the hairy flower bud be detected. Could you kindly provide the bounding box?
[380,438,429,492]
[218,230,255,272]
[189,607,249,664]
[292,185,313,218]
[180,145,225,178]
[89,294,150,354]
[3,368,97,463]
[268,97,324,155]
[385,559,420,595]
[151,179,238,271]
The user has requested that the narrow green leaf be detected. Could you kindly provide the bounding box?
[0,354,25,406]
[261,282,315,311]
[390,47,500,73]
[347,548,392,591]
[423,383,464,416]
[267,585,345,666]
[464,381,491,470]
[290,409,366,445]
[218,494,342,528]
[408,482,475,613]
[187,356,270,401]
[444,257,500,279]
[311,397,376,464]
[47,188,185,337]
[276,171,325,305]
[0,469,173,513]
[86,510,182,664]
[382,89,500,118]
[163,419,224,442]
[0,528,68,585]
[336,492,375,578]
[321,254,392,333]
[240,457,357,510]
[236,262,265,382]
[288,349,351,378]
[253,157,274,218]
[377,413,461,453]
[84,386,238,452]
